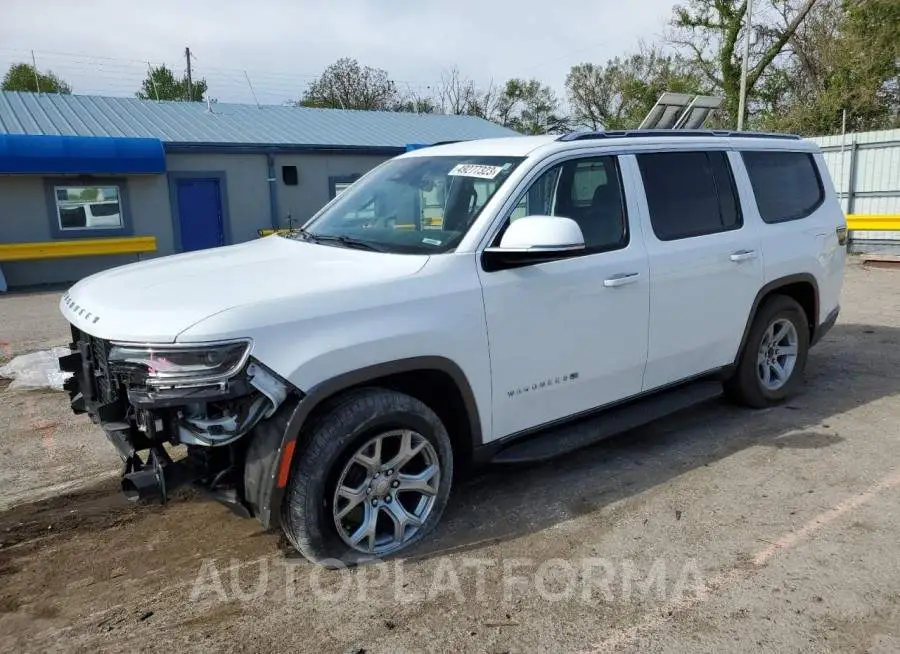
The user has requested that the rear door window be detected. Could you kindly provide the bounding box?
[741,151,824,223]
[636,151,742,241]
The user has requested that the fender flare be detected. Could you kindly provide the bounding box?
[732,273,820,368]
[257,356,483,529]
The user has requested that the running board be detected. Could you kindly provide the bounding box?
[491,380,723,464]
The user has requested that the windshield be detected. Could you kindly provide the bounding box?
[292,155,525,254]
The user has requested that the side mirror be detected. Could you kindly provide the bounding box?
[482,216,585,272]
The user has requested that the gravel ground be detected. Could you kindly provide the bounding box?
[0,259,899,653]
[0,287,71,360]
[0,286,121,510]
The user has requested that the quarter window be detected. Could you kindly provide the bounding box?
[500,155,627,253]
[636,151,742,241]
[741,151,824,223]
[54,185,123,230]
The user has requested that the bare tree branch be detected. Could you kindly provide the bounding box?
[749,0,818,88]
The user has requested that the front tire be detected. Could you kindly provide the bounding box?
[281,388,453,566]
[725,295,810,408]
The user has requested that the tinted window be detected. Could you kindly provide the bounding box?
[282,165,298,185]
[89,202,120,217]
[500,155,627,252]
[59,205,86,228]
[637,151,742,241]
[742,151,824,223]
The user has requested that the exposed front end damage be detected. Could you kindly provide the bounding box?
[59,325,293,515]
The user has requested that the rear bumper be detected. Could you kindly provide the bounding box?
[812,305,839,346]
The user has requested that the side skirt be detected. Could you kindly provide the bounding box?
[482,376,725,465]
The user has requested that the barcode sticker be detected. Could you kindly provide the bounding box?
[448,163,504,179]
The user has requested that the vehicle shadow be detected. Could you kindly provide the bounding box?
[405,321,900,561]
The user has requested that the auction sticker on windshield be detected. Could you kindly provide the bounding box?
[448,163,505,179]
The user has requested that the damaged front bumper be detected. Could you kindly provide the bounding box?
[59,326,292,513]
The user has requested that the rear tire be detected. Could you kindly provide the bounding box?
[725,295,810,408]
[281,387,453,567]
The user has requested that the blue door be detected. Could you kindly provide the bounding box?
[176,178,224,251]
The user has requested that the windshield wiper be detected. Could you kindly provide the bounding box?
[307,233,388,252]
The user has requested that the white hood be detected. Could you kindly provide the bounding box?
[61,236,429,343]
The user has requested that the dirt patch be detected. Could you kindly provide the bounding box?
[0,596,21,614]
[0,477,133,550]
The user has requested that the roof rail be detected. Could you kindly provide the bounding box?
[557,129,802,142]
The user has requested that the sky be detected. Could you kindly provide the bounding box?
[1,0,681,106]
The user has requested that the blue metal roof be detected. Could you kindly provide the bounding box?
[0,92,519,150]
[0,133,165,174]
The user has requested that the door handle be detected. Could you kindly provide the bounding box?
[603,272,640,288]
[729,249,757,262]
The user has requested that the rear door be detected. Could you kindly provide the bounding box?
[632,149,764,391]
[738,149,846,326]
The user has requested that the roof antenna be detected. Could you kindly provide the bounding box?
[31,50,41,94]
[146,62,160,101]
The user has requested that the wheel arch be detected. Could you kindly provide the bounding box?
[258,356,483,529]
[733,273,819,368]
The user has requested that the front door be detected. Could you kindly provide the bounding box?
[632,150,764,390]
[478,153,650,440]
[176,178,224,252]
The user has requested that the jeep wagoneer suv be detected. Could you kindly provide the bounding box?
[59,130,845,565]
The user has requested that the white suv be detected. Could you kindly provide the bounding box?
[58,130,846,565]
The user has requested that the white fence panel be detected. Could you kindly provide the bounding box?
[807,129,900,245]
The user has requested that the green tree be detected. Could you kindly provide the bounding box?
[669,0,819,127]
[136,65,207,101]
[299,58,400,110]
[494,78,570,134]
[566,47,705,130]
[755,0,899,134]
[2,62,72,94]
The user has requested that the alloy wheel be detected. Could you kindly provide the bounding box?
[756,318,799,391]
[332,430,440,555]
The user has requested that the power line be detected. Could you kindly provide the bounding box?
[1,47,504,107]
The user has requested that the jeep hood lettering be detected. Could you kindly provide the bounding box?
[61,236,429,342]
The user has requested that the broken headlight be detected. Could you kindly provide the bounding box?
[108,340,251,387]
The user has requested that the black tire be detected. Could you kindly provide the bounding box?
[725,294,810,408]
[281,387,453,567]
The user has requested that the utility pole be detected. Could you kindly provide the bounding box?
[737,0,753,130]
[185,46,193,101]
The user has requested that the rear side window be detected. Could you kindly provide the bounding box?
[636,151,742,241]
[741,151,824,223]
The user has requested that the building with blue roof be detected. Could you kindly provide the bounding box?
[0,91,518,288]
